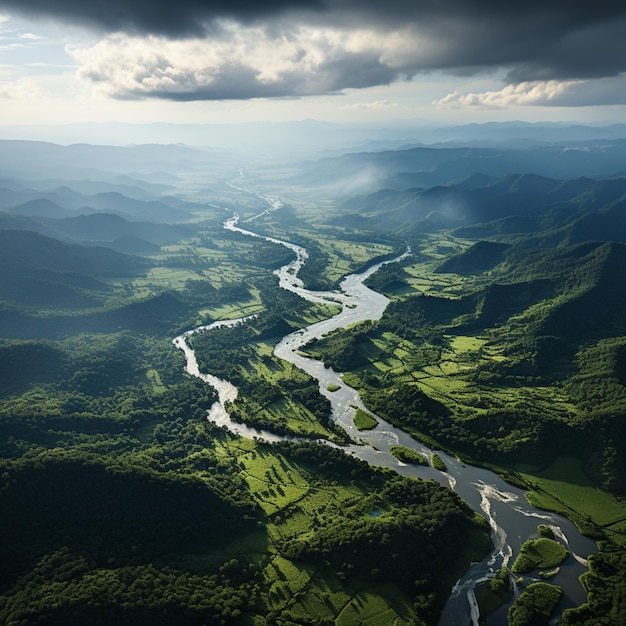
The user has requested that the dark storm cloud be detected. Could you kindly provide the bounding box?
[0,0,324,37]
[1,0,621,34]
[5,0,626,80]
[5,0,626,101]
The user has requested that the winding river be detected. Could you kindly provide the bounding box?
[174,185,596,626]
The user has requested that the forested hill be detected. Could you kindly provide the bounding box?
[0,229,195,338]
[332,174,626,236]
[0,229,147,277]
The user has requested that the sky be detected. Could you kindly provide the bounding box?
[1,0,625,139]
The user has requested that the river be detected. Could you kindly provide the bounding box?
[174,186,596,626]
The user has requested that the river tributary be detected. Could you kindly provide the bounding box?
[174,188,596,626]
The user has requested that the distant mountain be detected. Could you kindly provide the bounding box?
[420,121,626,146]
[0,178,28,192]
[0,140,231,181]
[0,227,205,338]
[2,120,626,157]
[9,198,72,219]
[1,181,193,223]
[335,174,626,238]
[47,212,192,245]
[0,212,62,239]
[77,192,190,222]
[0,229,156,335]
[291,141,626,197]
[0,211,192,260]
[41,177,176,198]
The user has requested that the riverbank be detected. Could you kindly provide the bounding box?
[173,187,595,625]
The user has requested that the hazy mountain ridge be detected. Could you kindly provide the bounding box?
[0,212,194,256]
[2,186,192,223]
[0,140,232,180]
[46,212,192,244]
[3,120,626,154]
[335,174,626,238]
[287,140,626,198]
[0,229,148,319]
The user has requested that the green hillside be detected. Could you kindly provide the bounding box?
[334,174,626,238]
[0,229,147,278]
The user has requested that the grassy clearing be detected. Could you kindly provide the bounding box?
[211,436,423,625]
[228,340,341,440]
[269,397,333,439]
[198,295,264,321]
[289,302,341,326]
[401,261,470,297]
[133,418,161,444]
[511,538,569,574]
[356,325,576,424]
[146,368,166,394]
[354,408,378,431]
[335,587,411,626]
[123,231,264,298]
[281,574,418,626]
[312,235,395,285]
[389,446,428,466]
[239,448,312,516]
[517,456,626,540]
[146,266,201,288]
[431,454,448,472]
[417,337,576,419]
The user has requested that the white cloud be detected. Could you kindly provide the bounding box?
[435,75,626,108]
[434,80,582,107]
[0,79,45,99]
[343,99,399,110]
[66,24,446,100]
[0,42,28,50]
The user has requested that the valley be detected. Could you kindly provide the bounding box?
[1,133,626,625]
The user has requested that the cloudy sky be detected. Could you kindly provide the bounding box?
[1,0,625,134]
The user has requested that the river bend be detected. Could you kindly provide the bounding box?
[174,188,595,626]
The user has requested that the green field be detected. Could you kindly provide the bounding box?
[511,538,569,574]
[354,408,378,431]
[516,457,626,541]
[431,454,448,472]
[390,446,428,465]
